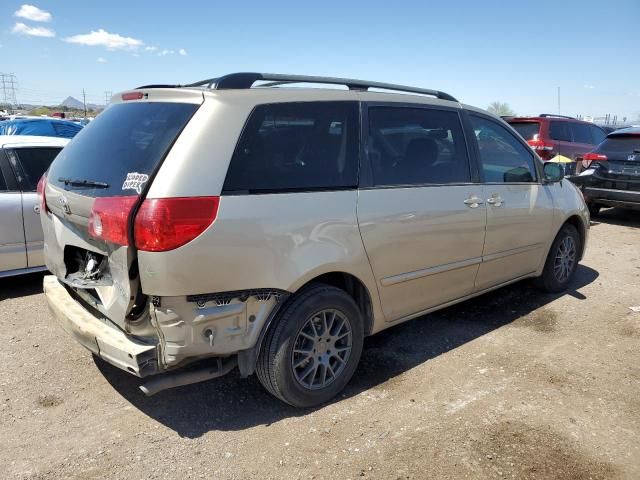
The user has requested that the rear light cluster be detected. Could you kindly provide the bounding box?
[88,196,219,252]
[36,175,49,213]
[582,152,608,169]
[527,139,554,160]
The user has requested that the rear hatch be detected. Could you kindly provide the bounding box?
[589,134,640,191]
[41,92,202,331]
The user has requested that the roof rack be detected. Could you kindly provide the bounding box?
[539,113,576,120]
[138,72,458,102]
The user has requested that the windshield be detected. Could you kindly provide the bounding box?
[508,122,540,141]
[48,102,198,197]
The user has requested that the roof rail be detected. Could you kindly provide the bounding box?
[179,72,458,102]
[539,113,576,120]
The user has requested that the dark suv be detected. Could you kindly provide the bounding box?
[569,127,640,216]
[506,114,607,172]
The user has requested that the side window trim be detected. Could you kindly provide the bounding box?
[359,101,475,189]
[467,112,543,184]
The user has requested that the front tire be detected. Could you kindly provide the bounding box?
[256,284,364,407]
[535,223,580,293]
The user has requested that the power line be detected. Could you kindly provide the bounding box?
[104,91,113,106]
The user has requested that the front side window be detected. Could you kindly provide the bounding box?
[470,115,538,183]
[0,169,7,191]
[367,107,470,186]
[7,147,62,191]
[571,123,593,144]
[549,121,572,142]
[223,102,359,193]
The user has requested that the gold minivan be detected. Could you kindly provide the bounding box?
[40,73,588,406]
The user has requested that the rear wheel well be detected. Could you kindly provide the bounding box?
[563,215,586,259]
[299,272,374,336]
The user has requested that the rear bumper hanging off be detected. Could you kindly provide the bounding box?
[43,275,158,377]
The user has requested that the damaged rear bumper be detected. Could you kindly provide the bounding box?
[43,275,158,377]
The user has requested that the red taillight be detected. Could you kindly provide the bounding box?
[582,152,607,168]
[88,196,138,246]
[36,175,49,213]
[527,139,554,160]
[122,91,144,101]
[134,197,219,252]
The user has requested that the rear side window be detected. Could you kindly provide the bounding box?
[48,102,198,197]
[6,147,62,190]
[508,122,540,141]
[367,107,470,186]
[549,121,572,142]
[0,169,7,191]
[589,125,606,145]
[571,123,593,144]
[470,115,537,183]
[223,102,359,193]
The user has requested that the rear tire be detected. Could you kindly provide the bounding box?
[587,202,601,217]
[534,224,580,293]
[256,284,364,407]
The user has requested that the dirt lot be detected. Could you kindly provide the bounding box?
[1,208,639,480]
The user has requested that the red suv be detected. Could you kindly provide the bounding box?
[506,114,607,172]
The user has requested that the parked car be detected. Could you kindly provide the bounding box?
[0,135,69,277]
[0,118,82,139]
[505,114,607,174]
[40,73,588,407]
[569,126,640,216]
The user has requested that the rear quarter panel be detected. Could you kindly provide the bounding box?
[137,191,384,331]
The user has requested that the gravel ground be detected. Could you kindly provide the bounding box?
[1,208,639,480]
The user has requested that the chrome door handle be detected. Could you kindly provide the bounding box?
[464,196,484,208]
[487,195,504,207]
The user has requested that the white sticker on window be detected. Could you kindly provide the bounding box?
[122,172,149,194]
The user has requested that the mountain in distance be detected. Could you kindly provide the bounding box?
[60,96,102,110]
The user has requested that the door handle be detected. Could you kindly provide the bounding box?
[487,194,504,207]
[33,205,41,214]
[464,196,484,208]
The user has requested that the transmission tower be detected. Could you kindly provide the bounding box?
[0,73,18,112]
[104,91,113,107]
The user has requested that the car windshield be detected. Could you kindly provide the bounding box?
[508,122,540,141]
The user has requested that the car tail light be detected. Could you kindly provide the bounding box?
[88,196,138,246]
[527,139,554,160]
[36,175,49,213]
[582,152,607,168]
[134,197,219,252]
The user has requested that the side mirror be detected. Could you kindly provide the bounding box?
[543,162,564,183]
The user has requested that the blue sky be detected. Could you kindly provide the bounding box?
[1,1,638,120]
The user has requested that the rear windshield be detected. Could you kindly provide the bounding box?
[508,122,540,141]
[598,136,640,154]
[48,102,198,197]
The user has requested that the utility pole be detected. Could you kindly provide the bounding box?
[0,73,19,112]
[557,86,561,115]
[103,91,113,108]
[82,88,87,118]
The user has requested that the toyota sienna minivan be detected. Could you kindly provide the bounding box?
[40,73,589,407]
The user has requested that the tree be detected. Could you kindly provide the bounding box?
[487,101,515,116]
